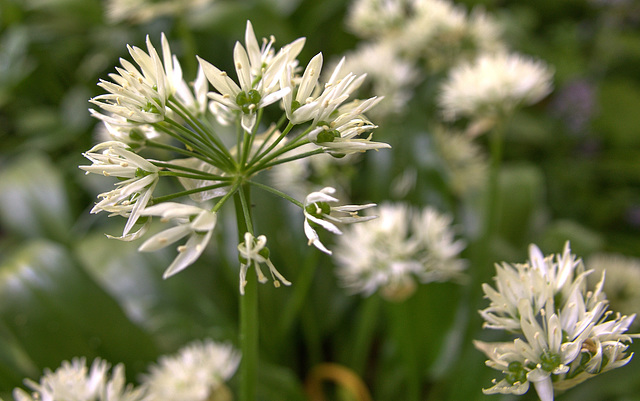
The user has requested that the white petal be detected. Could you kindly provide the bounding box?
[241,111,257,133]
[304,219,332,254]
[233,42,252,91]
[163,229,213,278]
[138,225,191,252]
[530,374,554,401]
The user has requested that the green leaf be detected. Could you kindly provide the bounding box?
[0,153,72,242]
[75,231,238,350]
[0,240,159,388]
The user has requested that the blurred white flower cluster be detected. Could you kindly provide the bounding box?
[143,339,240,401]
[339,0,553,202]
[333,203,466,301]
[13,339,239,401]
[439,52,554,122]
[476,243,638,401]
[81,21,389,293]
[13,357,144,401]
[347,0,504,69]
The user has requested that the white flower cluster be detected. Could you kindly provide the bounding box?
[439,52,554,121]
[82,21,388,292]
[336,0,506,120]
[12,340,240,401]
[476,242,637,401]
[142,339,240,401]
[334,203,466,301]
[347,0,504,69]
[13,358,145,401]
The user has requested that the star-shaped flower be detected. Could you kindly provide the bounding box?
[80,141,159,240]
[237,232,291,295]
[303,187,376,254]
[198,21,304,133]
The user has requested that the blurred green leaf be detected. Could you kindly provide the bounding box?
[0,240,159,389]
[75,231,238,350]
[0,152,72,243]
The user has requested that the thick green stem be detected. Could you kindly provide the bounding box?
[234,185,258,401]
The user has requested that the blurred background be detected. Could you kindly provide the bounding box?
[1,0,639,400]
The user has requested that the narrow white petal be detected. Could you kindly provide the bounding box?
[163,230,213,278]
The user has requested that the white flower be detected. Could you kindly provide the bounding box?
[480,242,583,332]
[303,187,376,255]
[198,20,304,132]
[396,0,467,59]
[412,206,467,281]
[138,203,217,278]
[142,339,240,401]
[13,357,145,401]
[80,141,159,240]
[94,115,165,146]
[335,42,420,118]
[346,0,410,38]
[304,57,369,126]
[307,92,390,155]
[237,232,291,295]
[90,33,182,124]
[477,242,638,401]
[279,51,391,154]
[334,203,466,300]
[280,52,324,124]
[439,52,554,121]
[175,65,210,116]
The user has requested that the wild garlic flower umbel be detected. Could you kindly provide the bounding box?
[347,0,505,70]
[13,357,145,401]
[439,52,554,121]
[333,203,466,301]
[476,242,638,401]
[82,22,388,292]
[142,339,240,401]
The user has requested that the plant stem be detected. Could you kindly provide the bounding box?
[234,184,258,401]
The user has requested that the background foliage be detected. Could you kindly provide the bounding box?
[1,0,639,400]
